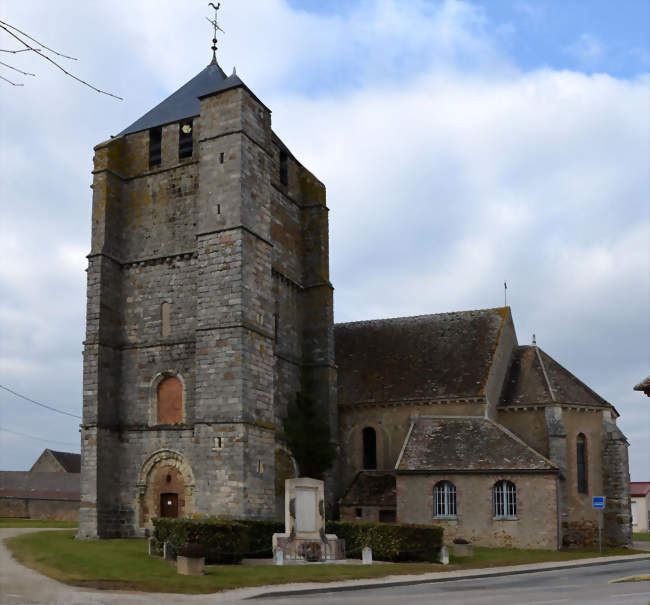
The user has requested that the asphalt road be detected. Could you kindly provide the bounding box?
[259,559,650,605]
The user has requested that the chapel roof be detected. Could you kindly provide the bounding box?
[335,308,509,406]
[499,346,612,409]
[339,472,397,507]
[118,60,248,137]
[395,417,557,473]
[0,471,80,501]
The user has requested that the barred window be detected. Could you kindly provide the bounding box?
[433,481,457,518]
[179,120,193,160]
[493,480,517,519]
[149,127,162,167]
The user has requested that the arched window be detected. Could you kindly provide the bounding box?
[433,481,457,518]
[157,376,183,424]
[493,480,517,519]
[362,427,377,470]
[577,433,588,494]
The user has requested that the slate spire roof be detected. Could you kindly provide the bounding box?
[117,60,247,137]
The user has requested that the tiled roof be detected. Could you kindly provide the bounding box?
[335,308,509,406]
[339,472,396,507]
[118,60,247,136]
[631,482,650,497]
[396,417,557,473]
[48,450,81,473]
[0,472,80,501]
[500,346,611,408]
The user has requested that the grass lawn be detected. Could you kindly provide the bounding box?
[5,530,645,594]
[0,518,77,528]
[632,532,650,541]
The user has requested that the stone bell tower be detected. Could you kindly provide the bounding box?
[78,50,336,538]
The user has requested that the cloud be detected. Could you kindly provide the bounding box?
[0,0,648,480]
[564,33,604,65]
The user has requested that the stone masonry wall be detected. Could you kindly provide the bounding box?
[397,472,558,549]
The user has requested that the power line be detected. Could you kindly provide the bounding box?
[0,384,81,419]
[0,426,79,447]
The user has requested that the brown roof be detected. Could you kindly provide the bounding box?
[500,346,611,408]
[631,482,650,497]
[0,472,80,501]
[396,417,557,473]
[47,450,81,473]
[335,308,509,406]
[340,472,396,507]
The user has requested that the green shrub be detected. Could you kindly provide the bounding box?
[237,519,285,558]
[152,518,249,564]
[326,521,443,562]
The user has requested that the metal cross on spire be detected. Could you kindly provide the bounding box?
[207,2,225,65]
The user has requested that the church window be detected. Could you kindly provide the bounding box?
[149,127,162,167]
[157,376,183,424]
[577,433,588,494]
[493,480,517,519]
[219,152,224,164]
[279,150,288,185]
[362,427,377,470]
[355,507,362,519]
[161,302,170,337]
[179,120,193,160]
[434,481,457,518]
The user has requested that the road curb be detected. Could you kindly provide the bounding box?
[247,554,650,599]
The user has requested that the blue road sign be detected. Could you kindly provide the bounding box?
[593,496,605,509]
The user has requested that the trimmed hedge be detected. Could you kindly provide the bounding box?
[326,521,443,562]
[153,518,249,564]
[237,519,285,558]
[152,518,443,564]
[152,518,285,563]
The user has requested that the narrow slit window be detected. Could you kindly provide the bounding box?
[577,433,588,494]
[279,150,288,185]
[161,302,170,337]
[219,152,225,164]
[362,427,377,470]
[179,120,193,160]
[149,127,162,167]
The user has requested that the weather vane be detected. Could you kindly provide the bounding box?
[207,2,225,63]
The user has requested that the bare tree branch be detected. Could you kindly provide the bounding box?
[0,60,35,76]
[0,19,77,60]
[0,73,23,86]
[0,20,122,100]
[0,47,41,53]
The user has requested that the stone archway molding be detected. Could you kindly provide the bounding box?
[137,448,195,489]
[136,449,195,529]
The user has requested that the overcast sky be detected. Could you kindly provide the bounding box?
[1,0,648,481]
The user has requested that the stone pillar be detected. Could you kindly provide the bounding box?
[545,405,568,548]
[602,416,632,546]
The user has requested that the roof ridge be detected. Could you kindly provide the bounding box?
[535,346,557,402]
[537,347,611,407]
[335,306,509,328]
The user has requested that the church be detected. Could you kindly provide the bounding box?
[78,46,632,549]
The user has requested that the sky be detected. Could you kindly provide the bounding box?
[0,0,648,481]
